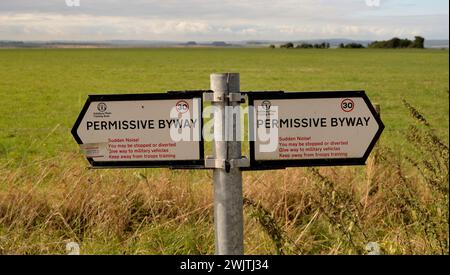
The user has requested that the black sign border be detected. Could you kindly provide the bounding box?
[246,91,385,170]
[71,91,206,169]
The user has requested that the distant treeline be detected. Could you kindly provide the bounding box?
[273,42,362,49]
[369,36,425,49]
[274,42,331,49]
[0,41,38,48]
[0,41,109,48]
[338,43,365,49]
[271,36,426,49]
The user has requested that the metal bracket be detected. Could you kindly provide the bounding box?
[203,92,245,103]
[205,156,250,169]
[229,157,250,168]
[205,156,226,169]
[228,93,245,103]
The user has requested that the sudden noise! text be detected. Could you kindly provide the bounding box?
[86,119,198,131]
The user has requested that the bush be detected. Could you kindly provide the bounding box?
[296,43,313,49]
[280,42,294,49]
[411,36,425,49]
[369,36,425,49]
[340,43,365,49]
[296,42,329,49]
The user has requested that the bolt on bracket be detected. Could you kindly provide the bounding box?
[203,92,245,103]
[205,156,250,169]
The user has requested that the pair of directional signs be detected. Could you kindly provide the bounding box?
[72,90,384,169]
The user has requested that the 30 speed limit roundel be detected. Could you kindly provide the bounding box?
[176,100,190,114]
[341,98,355,112]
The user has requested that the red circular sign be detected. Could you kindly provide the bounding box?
[341,99,355,112]
[176,100,190,114]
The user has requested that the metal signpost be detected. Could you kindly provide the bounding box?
[206,74,245,255]
[72,73,384,255]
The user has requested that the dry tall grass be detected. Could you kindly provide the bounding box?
[0,102,448,255]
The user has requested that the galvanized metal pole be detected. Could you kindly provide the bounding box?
[211,73,244,255]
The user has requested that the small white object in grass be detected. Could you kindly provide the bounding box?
[366,242,381,255]
[66,242,80,255]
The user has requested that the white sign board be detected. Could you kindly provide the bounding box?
[72,93,204,168]
[248,91,384,168]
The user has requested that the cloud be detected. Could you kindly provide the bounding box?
[0,0,448,40]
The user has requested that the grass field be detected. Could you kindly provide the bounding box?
[0,48,448,254]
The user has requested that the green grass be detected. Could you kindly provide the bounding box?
[0,48,448,163]
[0,48,448,255]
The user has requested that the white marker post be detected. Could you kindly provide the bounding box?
[210,73,244,255]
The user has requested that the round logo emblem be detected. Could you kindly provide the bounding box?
[261,100,272,111]
[97,103,107,113]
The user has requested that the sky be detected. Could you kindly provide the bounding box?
[0,0,448,41]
